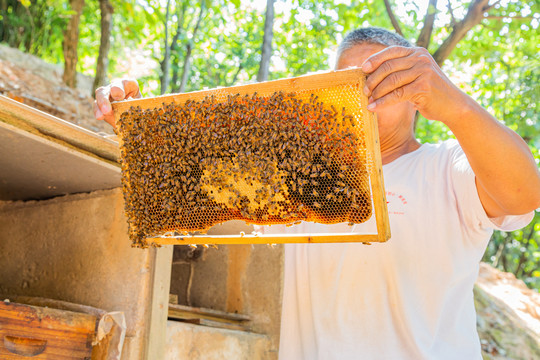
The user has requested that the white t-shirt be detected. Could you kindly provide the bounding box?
[263,140,533,360]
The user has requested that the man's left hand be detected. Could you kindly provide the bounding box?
[361,46,467,123]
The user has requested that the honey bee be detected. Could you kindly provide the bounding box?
[119,89,371,246]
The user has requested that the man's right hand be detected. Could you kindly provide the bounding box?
[94,78,142,129]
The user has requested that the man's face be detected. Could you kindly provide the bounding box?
[336,43,416,146]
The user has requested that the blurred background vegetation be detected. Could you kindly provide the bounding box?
[1,0,538,289]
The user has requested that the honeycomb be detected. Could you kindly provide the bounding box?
[117,81,375,247]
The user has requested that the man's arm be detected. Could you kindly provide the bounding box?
[361,46,540,217]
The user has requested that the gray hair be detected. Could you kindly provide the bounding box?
[337,27,413,60]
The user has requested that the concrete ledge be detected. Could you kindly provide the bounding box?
[165,321,276,360]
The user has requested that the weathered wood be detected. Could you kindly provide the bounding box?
[0,301,97,359]
[168,303,251,331]
[360,84,391,243]
[168,303,250,323]
[180,318,247,332]
[0,95,119,164]
[145,246,173,360]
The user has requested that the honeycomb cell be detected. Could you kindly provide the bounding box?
[117,87,374,247]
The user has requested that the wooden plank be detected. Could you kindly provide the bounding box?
[145,246,173,360]
[0,120,121,201]
[360,87,391,243]
[168,303,250,323]
[0,95,119,164]
[111,68,367,119]
[179,318,247,332]
[0,301,96,359]
[152,233,382,245]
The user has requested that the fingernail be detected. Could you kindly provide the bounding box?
[367,102,376,111]
[362,61,372,72]
[363,85,370,96]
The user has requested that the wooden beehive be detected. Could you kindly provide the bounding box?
[112,68,390,246]
[0,301,96,359]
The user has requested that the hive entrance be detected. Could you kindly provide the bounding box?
[113,68,390,247]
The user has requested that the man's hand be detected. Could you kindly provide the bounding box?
[361,46,467,124]
[94,78,142,128]
[361,46,540,217]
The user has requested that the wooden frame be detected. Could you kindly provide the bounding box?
[112,68,390,245]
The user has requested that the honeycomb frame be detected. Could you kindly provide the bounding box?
[113,68,390,246]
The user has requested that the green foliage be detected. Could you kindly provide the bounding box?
[1,0,538,289]
[0,0,71,60]
[272,0,391,78]
[483,212,540,290]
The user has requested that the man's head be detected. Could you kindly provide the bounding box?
[335,27,417,151]
[336,27,413,62]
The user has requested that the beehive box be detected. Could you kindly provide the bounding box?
[112,68,390,247]
[0,301,96,359]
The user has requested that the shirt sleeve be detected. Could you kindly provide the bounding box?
[446,140,534,232]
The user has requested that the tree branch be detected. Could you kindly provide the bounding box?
[416,0,438,49]
[383,0,403,36]
[447,0,456,27]
[515,226,535,277]
[484,15,533,20]
[492,239,505,268]
[432,0,490,65]
[484,0,501,12]
[228,63,243,87]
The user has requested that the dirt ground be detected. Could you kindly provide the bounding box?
[0,44,113,135]
[476,263,540,359]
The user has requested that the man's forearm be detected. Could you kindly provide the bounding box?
[441,94,540,217]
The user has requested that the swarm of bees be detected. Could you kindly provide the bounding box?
[118,91,372,247]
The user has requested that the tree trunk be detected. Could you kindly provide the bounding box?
[92,0,114,95]
[256,0,275,82]
[62,0,85,88]
[160,0,172,95]
[177,0,205,93]
[178,43,194,93]
[170,0,187,92]
[432,0,490,65]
